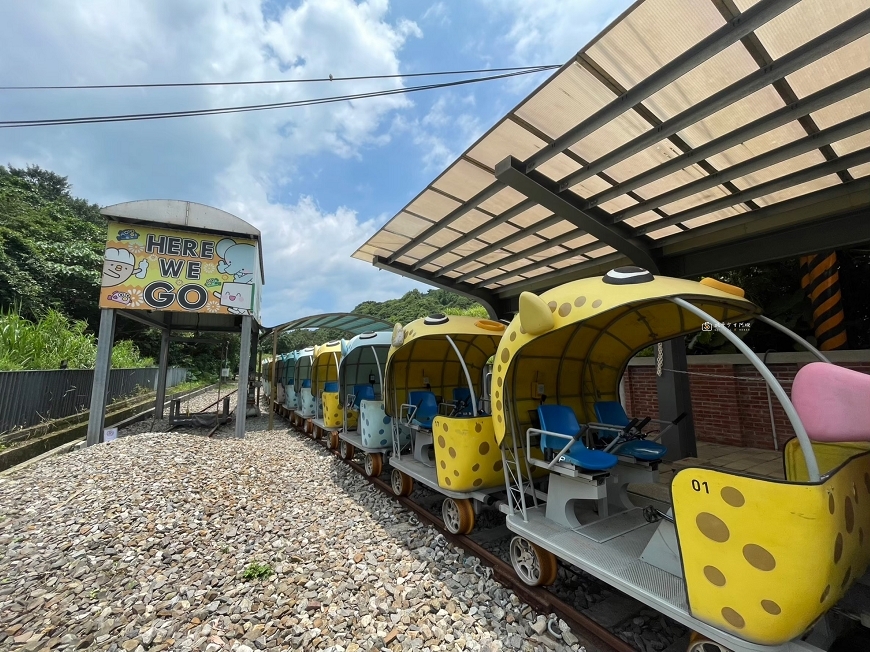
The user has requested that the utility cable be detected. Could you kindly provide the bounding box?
[0,67,555,128]
[0,65,559,90]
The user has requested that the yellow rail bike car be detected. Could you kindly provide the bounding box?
[494,267,870,651]
[385,314,543,534]
[309,340,342,437]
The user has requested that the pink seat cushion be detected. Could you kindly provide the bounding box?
[792,363,870,442]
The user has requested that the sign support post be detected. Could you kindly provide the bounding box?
[235,315,252,439]
[86,308,116,447]
[154,329,171,419]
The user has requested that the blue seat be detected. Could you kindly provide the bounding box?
[593,401,667,461]
[537,405,617,472]
[301,379,311,389]
[452,388,473,416]
[408,391,438,429]
[286,379,294,386]
[354,384,375,405]
[324,381,339,393]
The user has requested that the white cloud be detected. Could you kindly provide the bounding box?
[422,2,450,26]
[0,0,427,324]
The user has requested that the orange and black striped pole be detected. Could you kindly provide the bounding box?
[799,251,848,351]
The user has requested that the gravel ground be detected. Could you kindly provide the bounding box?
[0,415,589,652]
[119,387,240,438]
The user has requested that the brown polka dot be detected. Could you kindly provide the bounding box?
[829,493,836,514]
[696,512,729,543]
[440,460,446,469]
[820,585,830,602]
[591,299,602,309]
[500,349,509,363]
[834,533,843,563]
[509,332,516,342]
[574,296,586,307]
[703,565,726,586]
[761,600,781,615]
[496,400,502,411]
[743,544,776,571]
[547,301,556,312]
[494,390,499,399]
[448,447,456,459]
[474,422,482,433]
[479,441,490,455]
[845,496,854,533]
[519,326,525,334]
[438,435,446,448]
[497,364,502,372]
[721,607,744,629]
[842,566,852,589]
[497,376,503,387]
[473,478,483,487]
[472,463,480,472]
[558,303,571,317]
[442,422,449,432]
[453,470,459,477]
[493,460,503,472]
[444,477,451,486]
[721,486,745,507]
[497,415,502,423]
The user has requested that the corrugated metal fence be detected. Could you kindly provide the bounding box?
[0,367,187,433]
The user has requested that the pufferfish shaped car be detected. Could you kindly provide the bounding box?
[308,340,342,438]
[331,331,409,477]
[493,268,870,651]
[292,346,316,424]
[384,314,544,535]
[281,350,303,412]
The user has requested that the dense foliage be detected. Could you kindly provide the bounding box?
[0,307,153,371]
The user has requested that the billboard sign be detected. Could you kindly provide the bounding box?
[99,222,261,319]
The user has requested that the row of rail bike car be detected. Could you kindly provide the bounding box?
[262,268,870,652]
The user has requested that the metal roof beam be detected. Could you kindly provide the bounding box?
[437,214,566,279]
[660,210,870,277]
[616,111,870,223]
[636,145,870,235]
[561,9,870,194]
[588,69,870,208]
[524,0,801,172]
[495,156,660,271]
[386,182,503,264]
[372,256,506,320]
[416,199,536,272]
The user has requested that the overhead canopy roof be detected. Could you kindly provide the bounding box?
[354,0,870,317]
[264,313,391,337]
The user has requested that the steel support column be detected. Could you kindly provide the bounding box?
[235,315,252,439]
[269,330,277,431]
[154,329,171,419]
[655,339,696,461]
[86,308,116,447]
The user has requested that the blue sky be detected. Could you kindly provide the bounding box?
[0,0,633,326]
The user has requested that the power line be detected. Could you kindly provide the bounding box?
[0,65,559,90]
[0,67,556,129]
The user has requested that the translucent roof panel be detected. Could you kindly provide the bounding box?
[353,0,870,303]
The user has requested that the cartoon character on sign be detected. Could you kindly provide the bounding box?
[213,238,257,315]
[102,248,148,287]
[216,238,256,284]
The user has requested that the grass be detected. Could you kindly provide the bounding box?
[0,307,154,371]
[242,562,273,581]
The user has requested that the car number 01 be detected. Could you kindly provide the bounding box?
[691,479,710,493]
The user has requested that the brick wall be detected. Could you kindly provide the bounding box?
[622,352,870,450]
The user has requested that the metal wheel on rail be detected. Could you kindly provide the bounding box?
[364,453,383,477]
[328,431,339,450]
[510,536,558,587]
[442,497,475,534]
[687,633,732,652]
[340,439,354,460]
[314,426,322,441]
[391,469,413,497]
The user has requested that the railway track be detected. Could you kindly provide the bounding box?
[278,408,687,652]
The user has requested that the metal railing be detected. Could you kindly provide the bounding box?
[0,367,187,433]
